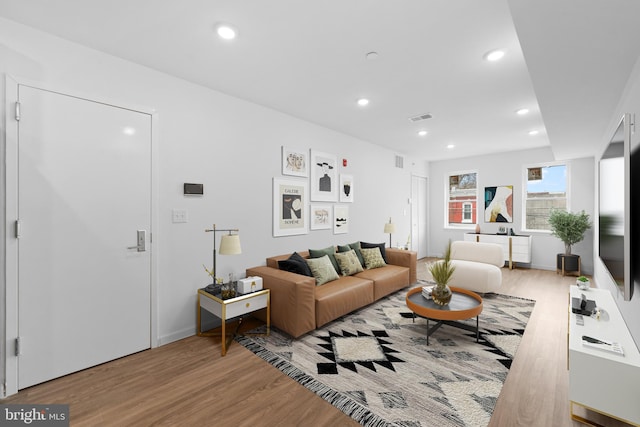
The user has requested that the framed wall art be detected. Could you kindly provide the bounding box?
[273,177,308,237]
[310,150,338,202]
[310,204,332,230]
[333,204,349,234]
[339,174,354,203]
[281,146,308,177]
[484,185,513,223]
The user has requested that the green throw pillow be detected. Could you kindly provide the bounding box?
[309,245,340,274]
[360,241,387,263]
[337,244,351,253]
[334,250,364,276]
[305,255,340,286]
[339,242,365,267]
[361,247,387,269]
[348,241,366,267]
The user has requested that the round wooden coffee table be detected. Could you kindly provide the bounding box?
[405,286,483,345]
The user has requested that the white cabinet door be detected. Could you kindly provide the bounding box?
[17,86,152,388]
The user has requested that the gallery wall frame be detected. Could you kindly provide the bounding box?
[333,204,349,234]
[281,146,308,177]
[310,204,332,230]
[310,150,338,202]
[339,174,354,203]
[484,185,513,223]
[273,177,308,236]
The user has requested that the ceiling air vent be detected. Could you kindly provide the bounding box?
[395,155,404,169]
[408,112,433,123]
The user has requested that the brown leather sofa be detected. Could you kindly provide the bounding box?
[246,248,417,338]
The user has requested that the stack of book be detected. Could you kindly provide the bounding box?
[422,285,434,300]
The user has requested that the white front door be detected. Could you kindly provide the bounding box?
[411,175,428,259]
[17,85,152,389]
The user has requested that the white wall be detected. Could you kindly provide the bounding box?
[594,55,640,349]
[0,16,427,356]
[427,147,595,272]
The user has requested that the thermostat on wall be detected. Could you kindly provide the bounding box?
[184,183,204,195]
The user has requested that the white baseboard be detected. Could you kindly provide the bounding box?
[158,317,222,346]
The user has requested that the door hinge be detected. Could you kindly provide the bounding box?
[15,337,21,356]
[15,101,21,121]
[15,220,21,239]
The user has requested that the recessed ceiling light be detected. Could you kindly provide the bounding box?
[357,98,370,107]
[447,144,455,149]
[417,130,428,137]
[484,49,505,61]
[516,108,530,115]
[216,23,237,40]
[528,130,539,136]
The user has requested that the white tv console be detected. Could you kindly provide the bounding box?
[568,286,640,425]
[463,233,531,269]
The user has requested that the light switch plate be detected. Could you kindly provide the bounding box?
[172,209,188,223]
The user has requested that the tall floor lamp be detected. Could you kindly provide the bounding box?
[383,217,396,248]
[205,224,242,283]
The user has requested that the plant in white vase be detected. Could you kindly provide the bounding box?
[576,276,590,290]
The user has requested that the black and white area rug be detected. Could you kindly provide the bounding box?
[237,289,535,427]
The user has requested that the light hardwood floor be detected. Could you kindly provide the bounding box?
[2,262,632,426]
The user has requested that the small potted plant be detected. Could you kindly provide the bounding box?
[428,241,456,306]
[576,276,590,290]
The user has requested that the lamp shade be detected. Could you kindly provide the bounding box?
[384,223,396,234]
[219,234,242,255]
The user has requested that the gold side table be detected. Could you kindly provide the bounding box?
[197,288,270,356]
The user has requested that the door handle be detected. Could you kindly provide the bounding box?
[127,230,147,252]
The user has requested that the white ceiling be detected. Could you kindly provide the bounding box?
[1,0,639,161]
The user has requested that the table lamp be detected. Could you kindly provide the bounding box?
[205,224,242,284]
[383,218,396,248]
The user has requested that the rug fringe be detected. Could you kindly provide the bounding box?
[236,336,394,427]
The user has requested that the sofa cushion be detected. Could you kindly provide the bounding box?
[314,276,374,327]
[277,252,312,277]
[334,250,364,276]
[309,245,341,274]
[361,247,387,269]
[305,255,340,286]
[355,264,410,300]
[361,241,387,263]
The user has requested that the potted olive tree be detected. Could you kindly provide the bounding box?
[548,209,592,274]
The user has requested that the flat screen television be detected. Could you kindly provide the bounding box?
[598,113,636,301]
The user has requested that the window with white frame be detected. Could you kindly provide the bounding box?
[447,172,477,227]
[462,202,473,223]
[524,163,568,231]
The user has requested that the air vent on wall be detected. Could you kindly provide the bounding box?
[409,112,433,122]
[395,155,404,169]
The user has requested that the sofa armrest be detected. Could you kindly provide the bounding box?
[385,248,417,284]
[246,266,316,338]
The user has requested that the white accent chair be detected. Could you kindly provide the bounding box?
[437,241,504,293]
